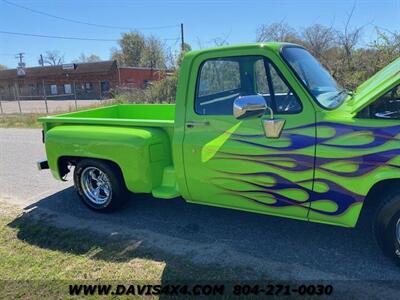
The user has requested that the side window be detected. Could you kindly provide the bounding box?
[255,61,302,114]
[195,59,240,115]
[254,59,273,108]
[195,56,301,115]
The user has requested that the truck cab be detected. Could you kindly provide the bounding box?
[38,43,400,264]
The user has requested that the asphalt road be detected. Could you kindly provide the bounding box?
[1,128,399,286]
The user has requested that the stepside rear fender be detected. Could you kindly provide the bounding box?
[45,125,172,193]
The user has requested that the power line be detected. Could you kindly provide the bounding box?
[0,30,118,41]
[1,0,179,31]
[0,30,179,42]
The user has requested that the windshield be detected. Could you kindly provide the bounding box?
[281,46,347,109]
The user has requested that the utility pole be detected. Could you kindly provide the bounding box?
[180,23,185,52]
[39,54,44,67]
[15,52,26,76]
[42,79,48,114]
[15,52,25,65]
[15,52,25,113]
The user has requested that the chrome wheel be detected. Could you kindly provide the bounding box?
[396,218,400,245]
[80,167,112,205]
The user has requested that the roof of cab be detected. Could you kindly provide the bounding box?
[184,42,300,58]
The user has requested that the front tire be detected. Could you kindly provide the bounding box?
[74,159,128,212]
[374,190,400,265]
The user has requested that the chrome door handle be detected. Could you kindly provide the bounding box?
[186,120,210,128]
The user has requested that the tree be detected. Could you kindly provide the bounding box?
[175,42,192,67]
[337,6,363,61]
[210,31,231,47]
[111,31,146,66]
[73,53,101,63]
[300,24,338,73]
[111,32,167,69]
[140,35,166,69]
[302,24,337,59]
[42,50,64,66]
[0,64,7,70]
[370,28,400,70]
[330,6,365,89]
[256,22,300,43]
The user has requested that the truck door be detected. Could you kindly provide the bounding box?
[182,52,317,220]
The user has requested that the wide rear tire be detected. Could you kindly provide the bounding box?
[74,159,128,212]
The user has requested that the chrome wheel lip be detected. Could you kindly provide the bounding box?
[80,166,112,205]
[396,218,400,245]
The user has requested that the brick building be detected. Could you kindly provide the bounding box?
[118,67,164,88]
[0,60,165,100]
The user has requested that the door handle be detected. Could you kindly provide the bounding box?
[186,120,210,128]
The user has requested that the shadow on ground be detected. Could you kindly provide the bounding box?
[7,186,400,283]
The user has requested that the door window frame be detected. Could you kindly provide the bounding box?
[193,54,303,116]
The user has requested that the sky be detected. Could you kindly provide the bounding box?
[0,0,399,68]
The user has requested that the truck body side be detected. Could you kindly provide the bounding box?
[40,43,400,229]
[174,43,400,228]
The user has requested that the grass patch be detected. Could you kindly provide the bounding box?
[0,113,44,128]
[0,205,260,298]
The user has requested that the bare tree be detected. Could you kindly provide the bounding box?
[73,53,101,63]
[300,24,338,73]
[256,22,300,43]
[0,64,7,70]
[370,28,400,71]
[302,24,337,58]
[195,31,231,50]
[337,6,363,65]
[42,50,65,66]
[211,31,231,47]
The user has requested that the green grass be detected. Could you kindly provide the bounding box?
[0,204,260,299]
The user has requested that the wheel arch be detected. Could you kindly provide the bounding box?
[58,156,127,189]
[357,178,400,226]
[364,178,400,208]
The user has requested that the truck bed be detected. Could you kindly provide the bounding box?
[39,103,177,197]
[38,104,176,128]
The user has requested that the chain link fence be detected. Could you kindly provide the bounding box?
[0,80,112,114]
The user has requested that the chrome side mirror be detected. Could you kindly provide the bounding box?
[233,95,266,120]
[262,107,286,139]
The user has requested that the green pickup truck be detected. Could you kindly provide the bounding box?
[38,43,400,264]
